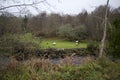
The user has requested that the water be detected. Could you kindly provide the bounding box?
[50,56,95,65]
[0,55,95,67]
[0,56,10,70]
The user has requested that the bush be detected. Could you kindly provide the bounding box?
[0,34,17,53]
[58,24,76,41]
[96,58,120,80]
[58,24,88,41]
[87,41,99,56]
[73,25,88,40]
[0,33,41,60]
[13,41,38,61]
[107,18,120,59]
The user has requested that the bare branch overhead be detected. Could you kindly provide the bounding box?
[0,0,46,11]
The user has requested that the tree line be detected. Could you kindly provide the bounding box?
[0,5,120,41]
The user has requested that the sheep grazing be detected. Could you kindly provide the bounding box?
[76,43,78,45]
[52,42,56,46]
[75,40,79,46]
[76,40,78,43]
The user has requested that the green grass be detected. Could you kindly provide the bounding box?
[11,33,87,49]
[41,38,87,49]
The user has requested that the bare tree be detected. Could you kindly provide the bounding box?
[0,0,46,10]
[0,0,50,15]
[99,0,109,57]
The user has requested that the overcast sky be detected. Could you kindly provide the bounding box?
[43,0,120,15]
[3,0,120,15]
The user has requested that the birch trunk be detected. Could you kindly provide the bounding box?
[99,0,109,57]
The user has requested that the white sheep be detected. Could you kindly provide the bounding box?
[76,40,78,43]
[52,42,56,46]
[75,40,79,46]
[76,43,78,45]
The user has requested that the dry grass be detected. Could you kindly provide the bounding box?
[0,56,119,80]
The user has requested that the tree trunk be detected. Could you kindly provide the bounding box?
[99,0,109,57]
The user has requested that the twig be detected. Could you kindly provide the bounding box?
[0,0,46,10]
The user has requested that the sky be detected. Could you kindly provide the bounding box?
[44,0,120,15]
[2,0,120,15]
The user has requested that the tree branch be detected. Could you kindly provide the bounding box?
[0,0,46,11]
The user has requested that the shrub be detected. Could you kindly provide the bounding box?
[58,24,88,41]
[0,34,17,53]
[73,25,88,40]
[13,41,38,61]
[58,24,76,41]
[96,58,120,80]
[87,41,99,56]
[0,33,40,60]
[107,18,120,59]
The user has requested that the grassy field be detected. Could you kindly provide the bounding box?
[41,38,87,49]
[11,33,87,49]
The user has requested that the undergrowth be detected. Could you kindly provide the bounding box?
[0,57,119,80]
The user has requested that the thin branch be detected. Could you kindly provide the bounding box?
[0,0,46,11]
[91,15,104,20]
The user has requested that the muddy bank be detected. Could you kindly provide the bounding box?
[0,48,97,70]
[13,48,98,61]
[0,55,95,69]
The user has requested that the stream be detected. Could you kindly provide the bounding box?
[50,56,95,65]
[0,55,95,69]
